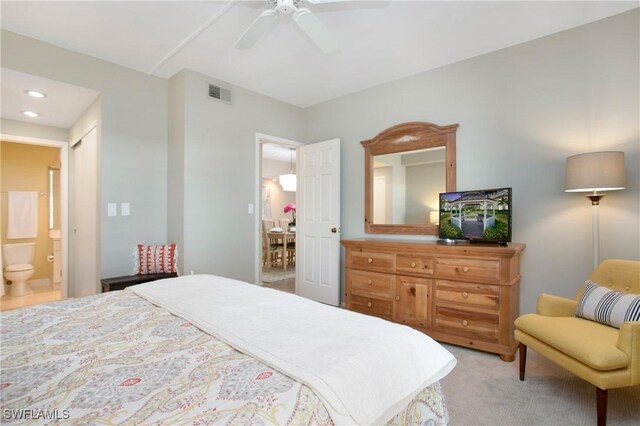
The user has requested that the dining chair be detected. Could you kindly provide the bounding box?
[261,220,284,270]
[279,218,290,230]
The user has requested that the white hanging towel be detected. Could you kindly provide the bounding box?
[7,191,38,239]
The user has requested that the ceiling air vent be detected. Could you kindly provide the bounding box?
[208,84,232,104]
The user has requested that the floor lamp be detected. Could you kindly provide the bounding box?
[565,151,626,269]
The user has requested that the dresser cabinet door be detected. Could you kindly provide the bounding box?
[394,276,431,327]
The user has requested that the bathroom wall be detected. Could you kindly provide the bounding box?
[1,141,60,281]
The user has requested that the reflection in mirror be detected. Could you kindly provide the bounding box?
[373,146,445,225]
[362,121,458,235]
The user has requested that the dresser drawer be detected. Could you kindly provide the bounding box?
[396,254,434,276]
[350,295,393,320]
[433,305,499,342]
[350,270,394,299]
[350,251,395,272]
[436,257,501,283]
[435,280,499,310]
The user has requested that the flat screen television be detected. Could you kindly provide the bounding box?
[438,187,512,245]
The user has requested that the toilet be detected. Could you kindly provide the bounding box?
[2,242,35,297]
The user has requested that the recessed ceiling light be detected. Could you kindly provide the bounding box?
[23,111,40,118]
[25,90,47,98]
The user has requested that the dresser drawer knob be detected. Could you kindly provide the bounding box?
[367,301,372,308]
[624,286,630,291]
[462,292,469,299]
[410,262,416,268]
[396,296,400,301]
[368,279,372,285]
[462,266,469,273]
[367,258,373,264]
[462,319,468,327]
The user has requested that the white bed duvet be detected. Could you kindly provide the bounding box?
[132,274,456,425]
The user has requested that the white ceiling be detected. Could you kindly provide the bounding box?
[1,1,637,117]
[263,142,297,162]
[1,68,100,129]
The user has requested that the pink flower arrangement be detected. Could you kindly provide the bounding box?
[283,203,296,225]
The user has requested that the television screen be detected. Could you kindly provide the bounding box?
[439,187,512,244]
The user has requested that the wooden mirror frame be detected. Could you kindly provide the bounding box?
[362,121,458,235]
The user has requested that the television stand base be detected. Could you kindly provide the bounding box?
[470,238,508,246]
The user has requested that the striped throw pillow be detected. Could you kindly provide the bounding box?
[136,244,177,275]
[575,280,640,328]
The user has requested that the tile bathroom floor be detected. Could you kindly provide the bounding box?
[0,283,61,311]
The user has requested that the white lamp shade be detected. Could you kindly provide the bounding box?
[279,173,296,192]
[565,151,626,192]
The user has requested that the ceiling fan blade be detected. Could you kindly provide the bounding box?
[234,9,278,50]
[293,8,338,53]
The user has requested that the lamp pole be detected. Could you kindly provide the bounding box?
[587,193,604,269]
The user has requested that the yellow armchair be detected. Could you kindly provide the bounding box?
[514,259,640,426]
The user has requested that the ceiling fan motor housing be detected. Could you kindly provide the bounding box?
[269,0,303,15]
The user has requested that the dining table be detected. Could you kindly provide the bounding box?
[267,230,296,270]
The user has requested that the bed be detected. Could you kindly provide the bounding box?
[1,275,455,425]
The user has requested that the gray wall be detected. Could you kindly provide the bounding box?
[304,10,640,314]
[168,72,186,274]
[2,30,169,279]
[169,69,305,283]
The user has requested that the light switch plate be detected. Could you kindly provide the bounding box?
[248,203,254,214]
[121,202,130,216]
[108,203,117,217]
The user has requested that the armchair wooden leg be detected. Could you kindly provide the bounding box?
[519,342,527,381]
[596,387,607,426]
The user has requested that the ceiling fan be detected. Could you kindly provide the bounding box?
[235,0,345,53]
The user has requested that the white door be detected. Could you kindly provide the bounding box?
[297,139,340,305]
[70,126,98,297]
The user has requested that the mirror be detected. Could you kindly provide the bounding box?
[48,166,60,230]
[362,122,458,235]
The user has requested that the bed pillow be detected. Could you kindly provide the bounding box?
[135,243,177,275]
[575,280,640,328]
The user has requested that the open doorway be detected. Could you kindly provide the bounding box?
[255,134,301,294]
[0,137,68,310]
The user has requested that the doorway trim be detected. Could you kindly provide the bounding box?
[0,133,69,299]
[254,133,302,287]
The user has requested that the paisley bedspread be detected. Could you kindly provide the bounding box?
[0,290,449,425]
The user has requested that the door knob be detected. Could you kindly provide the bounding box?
[331,227,339,233]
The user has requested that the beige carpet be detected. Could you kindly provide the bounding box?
[440,344,639,425]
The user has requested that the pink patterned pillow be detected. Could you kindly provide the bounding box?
[136,244,177,275]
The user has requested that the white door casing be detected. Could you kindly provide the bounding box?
[297,139,340,306]
[70,126,98,297]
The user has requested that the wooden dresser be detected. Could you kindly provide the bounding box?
[341,239,525,361]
